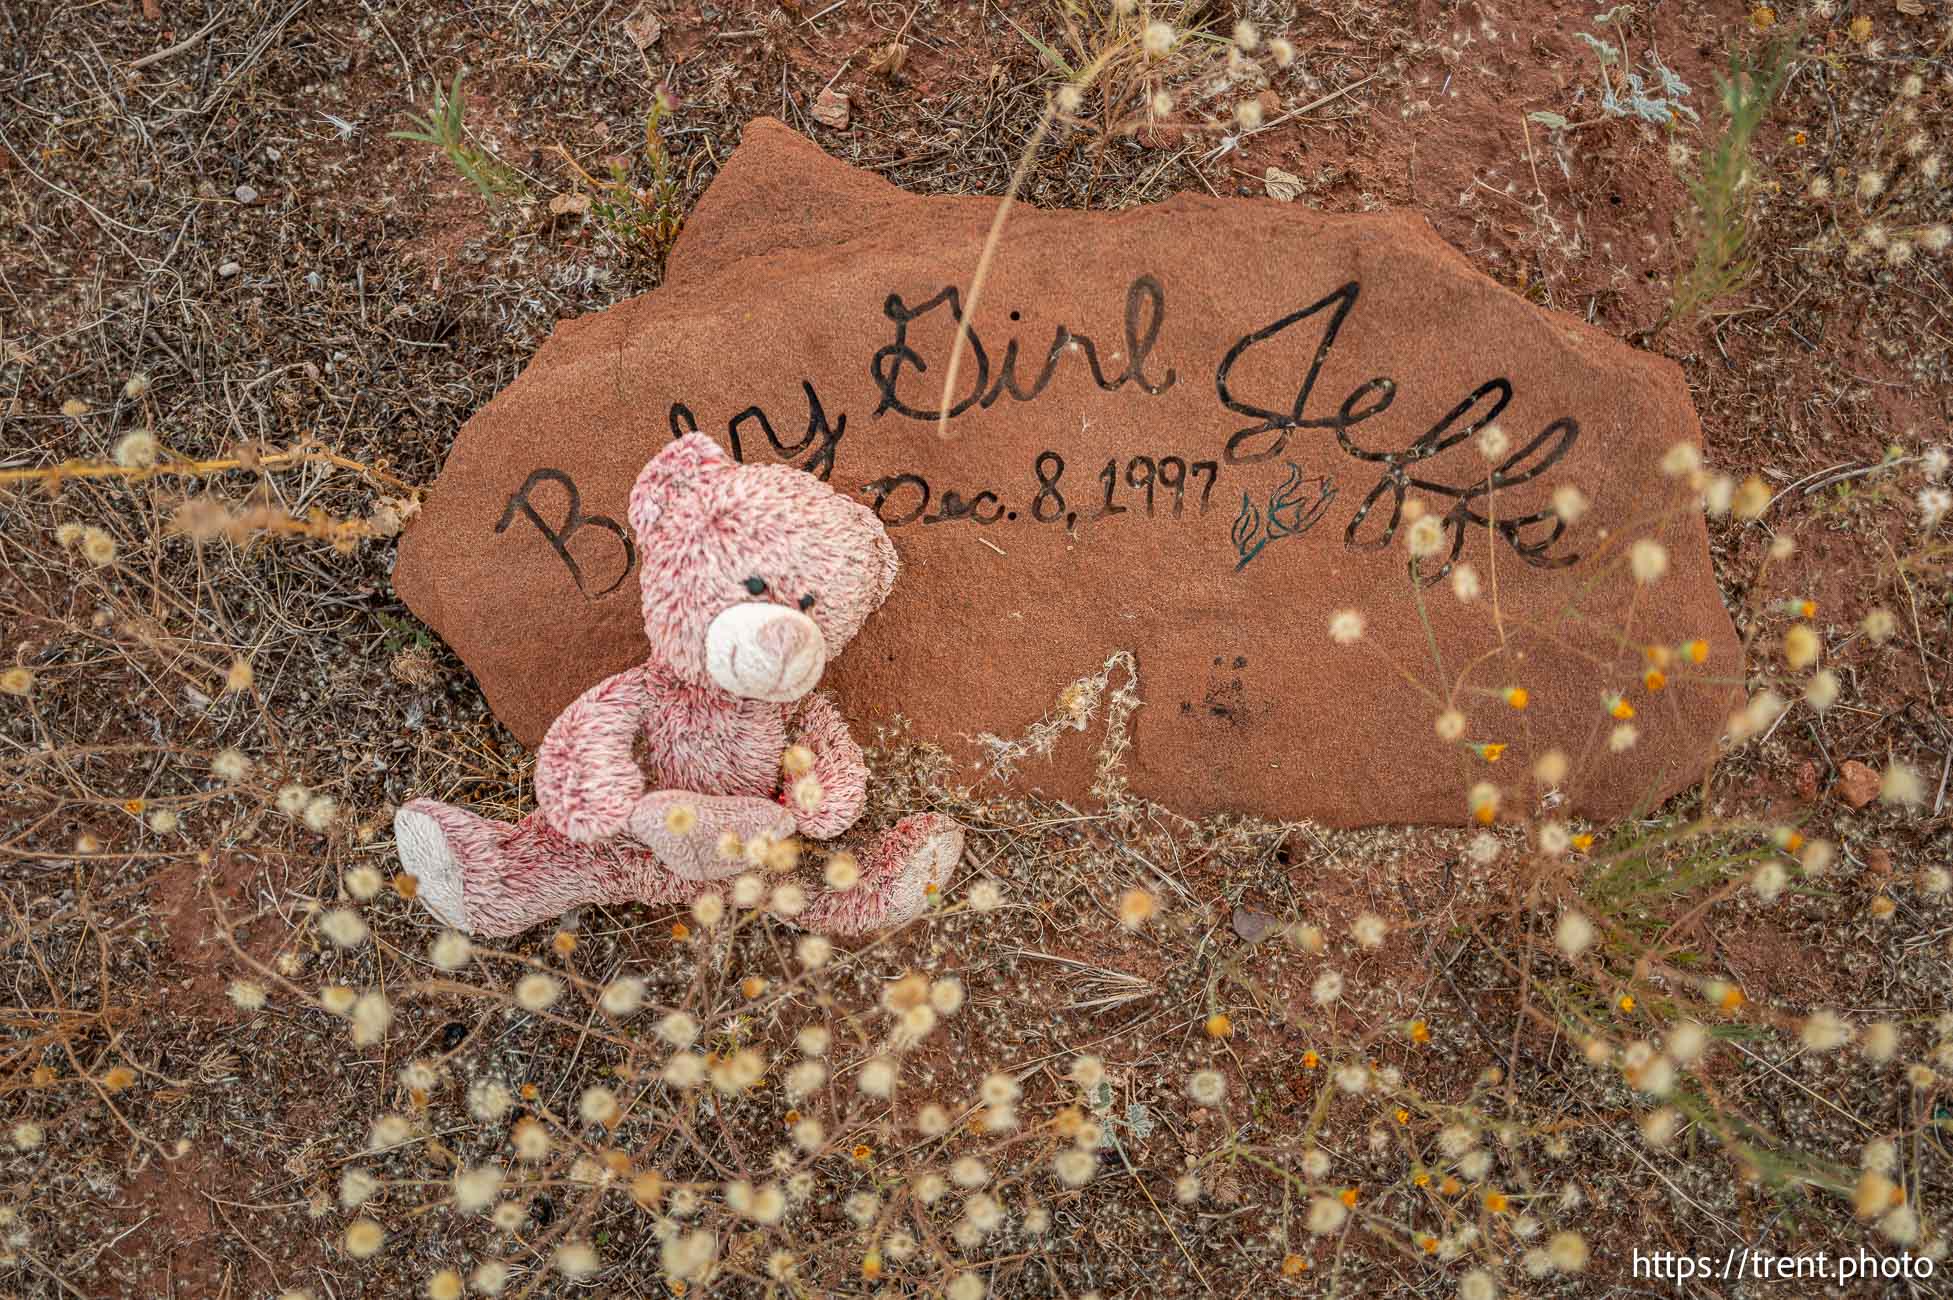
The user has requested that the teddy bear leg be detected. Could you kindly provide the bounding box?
[801,813,964,935]
[626,791,798,881]
[396,799,666,938]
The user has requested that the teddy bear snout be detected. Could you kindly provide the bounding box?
[704,601,828,702]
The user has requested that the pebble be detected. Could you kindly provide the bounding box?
[234,184,258,204]
[218,261,240,278]
[1231,906,1279,944]
[1837,759,1881,809]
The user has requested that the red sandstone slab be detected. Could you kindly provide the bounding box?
[394,119,1741,826]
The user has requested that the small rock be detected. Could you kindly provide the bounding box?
[813,88,851,130]
[623,5,662,49]
[1794,758,1819,802]
[549,191,592,217]
[234,184,258,204]
[1264,166,1305,202]
[217,261,240,278]
[1231,906,1278,943]
[1864,846,1893,876]
[265,147,281,162]
[1837,759,1880,809]
[1256,89,1282,120]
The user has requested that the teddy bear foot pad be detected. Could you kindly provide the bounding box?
[396,803,469,932]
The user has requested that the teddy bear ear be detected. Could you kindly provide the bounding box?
[628,433,734,537]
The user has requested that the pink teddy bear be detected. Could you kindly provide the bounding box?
[394,433,964,937]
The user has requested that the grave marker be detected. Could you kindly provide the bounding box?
[394,119,1741,825]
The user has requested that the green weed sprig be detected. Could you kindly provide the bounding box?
[389,70,525,202]
[1668,35,1797,326]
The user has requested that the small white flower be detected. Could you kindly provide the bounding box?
[599,977,645,1015]
[1920,486,1951,527]
[1801,1010,1853,1051]
[1406,514,1446,559]
[1053,1149,1097,1186]
[514,974,561,1011]
[430,931,472,970]
[1629,538,1668,584]
[1307,1195,1348,1234]
[857,1056,898,1097]
[1805,670,1839,711]
[1750,861,1787,903]
[656,1011,698,1048]
[1882,762,1925,806]
[1476,423,1511,462]
[1556,911,1595,957]
[320,908,367,949]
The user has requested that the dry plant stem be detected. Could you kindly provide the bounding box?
[1,892,168,1159]
[935,107,1055,441]
[1406,562,1447,682]
[1504,860,1542,1116]
[0,442,419,494]
[1112,1135,1212,1292]
[1646,868,1752,961]
[124,14,227,70]
[935,41,1117,442]
[1484,486,1509,649]
[1881,533,1940,716]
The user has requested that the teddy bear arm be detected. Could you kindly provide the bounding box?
[788,691,870,839]
[534,668,653,844]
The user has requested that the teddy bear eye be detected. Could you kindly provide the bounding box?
[744,576,767,596]
[798,593,816,612]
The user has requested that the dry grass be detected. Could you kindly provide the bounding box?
[4,1,1952,1297]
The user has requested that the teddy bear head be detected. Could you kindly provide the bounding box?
[626,433,898,701]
